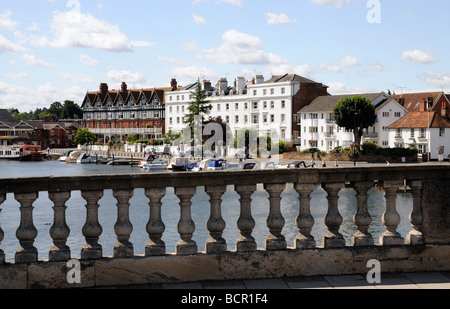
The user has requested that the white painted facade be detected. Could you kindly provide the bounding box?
[299,93,407,152]
[165,76,298,142]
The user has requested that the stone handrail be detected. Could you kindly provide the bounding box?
[0,165,450,288]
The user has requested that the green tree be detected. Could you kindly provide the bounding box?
[61,100,83,119]
[333,96,377,148]
[74,128,96,145]
[184,80,212,144]
[48,101,63,119]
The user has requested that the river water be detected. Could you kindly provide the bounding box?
[0,160,413,262]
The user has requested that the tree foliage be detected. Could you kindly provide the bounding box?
[74,127,96,145]
[9,100,82,121]
[184,80,212,145]
[333,96,377,147]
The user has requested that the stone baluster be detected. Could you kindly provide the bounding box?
[113,189,134,258]
[0,193,5,264]
[406,180,423,245]
[264,183,287,250]
[352,182,374,247]
[235,184,257,252]
[81,190,103,259]
[323,183,346,248]
[380,180,404,246]
[48,192,71,261]
[205,185,227,254]
[294,183,317,249]
[145,187,166,256]
[175,187,198,255]
[15,192,39,263]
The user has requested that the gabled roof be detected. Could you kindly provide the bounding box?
[263,74,320,84]
[375,98,408,112]
[0,109,17,122]
[300,93,386,113]
[390,92,444,111]
[388,111,450,129]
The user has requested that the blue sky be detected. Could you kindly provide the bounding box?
[1,0,449,112]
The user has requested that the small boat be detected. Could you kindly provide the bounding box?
[170,157,189,171]
[258,161,278,169]
[138,154,159,168]
[207,159,227,170]
[65,151,81,163]
[192,159,209,171]
[58,150,75,162]
[143,158,169,170]
[105,158,131,165]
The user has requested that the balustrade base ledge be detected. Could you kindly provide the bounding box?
[1,245,450,289]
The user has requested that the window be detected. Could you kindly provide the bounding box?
[439,128,445,137]
[281,88,285,94]
[383,112,390,117]
[281,114,285,124]
[235,103,239,110]
[244,115,248,124]
[263,89,267,95]
[420,128,426,138]
[410,129,415,137]
[271,115,275,123]
[396,129,402,137]
[281,100,286,108]
[253,102,258,110]
[235,115,239,124]
[252,114,259,124]
[263,101,267,109]
[394,112,401,117]
[270,101,274,109]
[382,141,389,146]
[217,104,221,112]
[226,104,230,111]
[270,88,274,95]
[253,90,257,96]
[263,114,268,123]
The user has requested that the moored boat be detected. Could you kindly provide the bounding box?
[0,145,44,161]
[142,158,169,170]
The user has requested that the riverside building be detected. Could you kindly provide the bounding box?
[165,74,329,144]
[82,80,179,143]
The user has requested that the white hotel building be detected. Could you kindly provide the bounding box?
[165,74,329,143]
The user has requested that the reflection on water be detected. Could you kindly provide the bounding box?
[0,161,413,262]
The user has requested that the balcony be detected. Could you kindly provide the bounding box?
[90,128,163,135]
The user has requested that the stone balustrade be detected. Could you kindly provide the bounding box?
[0,165,450,288]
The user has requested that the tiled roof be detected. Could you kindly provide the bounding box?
[300,93,385,113]
[388,111,450,129]
[390,92,443,111]
[0,109,17,122]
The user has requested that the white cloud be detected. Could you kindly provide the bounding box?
[268,64,314,78]
[201,30,288,65]
[193,0,244,7]
[320,55,360,72]
[106,69,149,86]
[267,12,297,25]
[327,81,376,95]
[310,0,350,8]
[60,72,96,84]
[5,72,28,80]
[22,53,55,69]
[168,65,219,85]
[131,40,154,47]
[80,54,99,66]
[0,11,19,30]
[400,49,437,64]
[423,72,450,89]
[0,81,85,112]
[41,11,135,52]
[0,34,27,53]
[193,14,206,25]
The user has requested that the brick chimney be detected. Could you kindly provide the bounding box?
[442,101,447,118]
[121,82,128,92]
[99,83,108,94]
[171,78,177,91]
[419,98,426,112]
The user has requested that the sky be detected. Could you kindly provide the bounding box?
[1,0,449,112]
